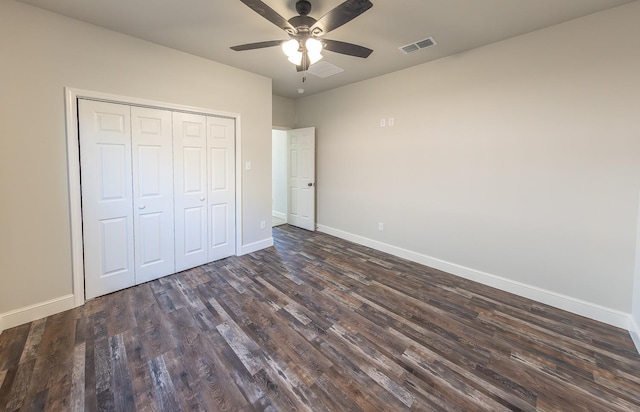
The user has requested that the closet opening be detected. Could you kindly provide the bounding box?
[65,88,242,304]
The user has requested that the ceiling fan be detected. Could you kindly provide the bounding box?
[231,0,374,72]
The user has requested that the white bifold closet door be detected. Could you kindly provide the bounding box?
[80,101,175,299]
[81,100,235,299]
[130,106,175,284]
[80,100,136,299]
[173,112,208,271]
[206,116,236,261]
[173,113,236,271]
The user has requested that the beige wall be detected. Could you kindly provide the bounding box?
[272,95,296,129]
[0,1,272,315]
[296,2,640,314]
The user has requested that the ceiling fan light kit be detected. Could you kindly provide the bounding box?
[306,38,323,64]
[232,0,374,73]
[282,39,303,65]
[282,37,323,66]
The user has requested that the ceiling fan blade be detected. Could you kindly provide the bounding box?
[310,0,373,35]
[322,39,373,58]
[230,40,284,51]
[238,0,296,33]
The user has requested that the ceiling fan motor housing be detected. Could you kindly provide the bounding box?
[290,0,316,33]
[289,15,316,32]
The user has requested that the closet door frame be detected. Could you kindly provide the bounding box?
[65,88,243,307]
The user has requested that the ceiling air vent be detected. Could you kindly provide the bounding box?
[400,37,437,54]
[308,61,344,78]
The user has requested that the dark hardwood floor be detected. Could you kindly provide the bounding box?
[1,225,640,411]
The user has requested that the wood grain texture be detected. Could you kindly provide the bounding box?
[1,225,639,411]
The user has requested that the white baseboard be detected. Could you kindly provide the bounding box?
[630,316,640,355]
[272,211,287,220]
[317,225,631,330]
[239,237,274,256]
[0,294,75,332]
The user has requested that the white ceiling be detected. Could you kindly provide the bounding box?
[18,0,636,99]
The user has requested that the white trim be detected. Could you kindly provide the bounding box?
[630,316,640,355]
[630,191,640,354]
[64,90,85,308]
[317,224,631,330]
[67,88,241,118]
[239,238,274,256]
[235,115,243,266]
[64,87,243,307]
[0,295,75,332]
[272,211,287,220]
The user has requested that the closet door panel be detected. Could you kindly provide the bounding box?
[79,100,135,299]
[207,116,236,261]
[173,112,208,271]
[131,107,175,283]
[184,206,206,253]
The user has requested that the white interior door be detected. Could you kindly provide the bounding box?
[131,107,175,283]
[207,116,236,261]
[79,100,135,299]
[287,127,316,231]
[173,112,208,272]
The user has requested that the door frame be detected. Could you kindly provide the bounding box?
[64,87,243,307]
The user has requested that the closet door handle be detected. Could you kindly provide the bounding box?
[138,205,146,210]
[200,197,206,201]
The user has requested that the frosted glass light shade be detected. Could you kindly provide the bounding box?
[288,54,303,65]
[282,39,303,65]
[305,38,323,65]
[308,52,323,64]
[282,39,300,56]
[305,38,323,54]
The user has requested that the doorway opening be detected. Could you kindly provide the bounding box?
[271,127,317,231]
[272,129,288,228]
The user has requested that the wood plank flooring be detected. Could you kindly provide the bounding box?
[1,224,640,411]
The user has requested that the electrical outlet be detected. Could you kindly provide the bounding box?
[260,220,266,229]
[245,161,252,170]
[388,117,395,127]
[380,118,386,127]
[378,222,384,231]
